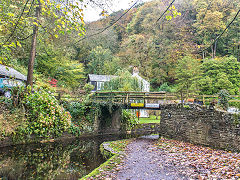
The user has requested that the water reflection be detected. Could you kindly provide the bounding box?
[0,133,151,180]
[0,136,108,180]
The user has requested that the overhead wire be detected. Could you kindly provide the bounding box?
[3,0,31,45]
[74,0,140,44]
[202,8,240,52]
[155,0,176,23]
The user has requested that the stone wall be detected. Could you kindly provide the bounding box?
[130,123,160,135]
[94,105,122,134]
[159,104,240,152]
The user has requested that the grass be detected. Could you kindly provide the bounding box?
[138,115,160,124]
[81,139,132,180]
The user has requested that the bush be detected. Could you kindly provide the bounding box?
[22,89,71,137]
[83,83,94,94]
[121,110,138,130]
[229,102,240,109]
[63,101,94,123]
[159,82,173,92]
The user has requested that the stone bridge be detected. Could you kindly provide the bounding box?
[94,103,240,152]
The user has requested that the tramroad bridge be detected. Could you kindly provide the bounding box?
[92,91,240,152]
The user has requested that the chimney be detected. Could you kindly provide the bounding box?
[133,66,139,75]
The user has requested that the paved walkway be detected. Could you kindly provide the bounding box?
[116,136,187,180]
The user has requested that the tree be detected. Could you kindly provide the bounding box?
[0,0,112,88]
[104,69,142,92]
[176,56,201,98]
[87,46,120,75]
[199,56,240,94]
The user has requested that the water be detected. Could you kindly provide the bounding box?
[0,135,128,180]
[0,132,156,180]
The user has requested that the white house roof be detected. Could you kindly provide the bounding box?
[88,74,117,82]
[0,64,27,81]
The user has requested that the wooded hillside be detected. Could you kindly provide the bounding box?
[1,0,240,94]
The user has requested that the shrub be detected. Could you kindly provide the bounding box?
[63,101,94,123]
[22,89,71,137]
[159,82,173,92]
[83,83,94,94]
[229,102,240,109]
[121,110,138,130]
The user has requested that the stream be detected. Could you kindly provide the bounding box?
[0,134,133,180]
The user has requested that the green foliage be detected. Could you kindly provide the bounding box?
[218,89,230,110]
[176,56,201,94]
[64,101,93,123]
[83,83,94,94]
[87,46,120,75]
[68,123,82,136]
[36,44,84,89]
[121,110,138,131]
[0,0,85,63]
[22,88,71,137]
[1,0,240,96]
[62,101,95,135]
[159,83,173,92]
[104,69,143,91]
[199,56,240,95]
[229,102,240,109]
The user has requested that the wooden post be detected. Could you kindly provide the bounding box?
[203,95,205,105]
[180,91,183,107]
[164,93,167,104]
[144,92,146,105]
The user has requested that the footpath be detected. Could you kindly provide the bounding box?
[98,134,240,180]
[115,135,188,180]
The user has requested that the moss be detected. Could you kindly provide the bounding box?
[183,105,190,109]
[81,139,132,180]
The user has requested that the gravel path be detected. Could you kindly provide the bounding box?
[115,136,188,180]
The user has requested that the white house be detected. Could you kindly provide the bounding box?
[130,67,150,118]
[87,67,150,117]
[87,74,117,92]
[87,67,150,92]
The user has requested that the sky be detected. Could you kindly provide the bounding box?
[83,0,152,22]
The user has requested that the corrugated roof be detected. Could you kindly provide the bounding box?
[88,74,117,82]
[0,64,27,81]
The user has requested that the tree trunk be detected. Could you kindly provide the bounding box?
[211,45,214,59]
[213,40,217,59]
[26,0,41,88]
[238,44,240,62]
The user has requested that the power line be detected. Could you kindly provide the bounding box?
[202,9,240,52]
[3,0,31,45]
[74,0,140,44]
[155,0,176,23]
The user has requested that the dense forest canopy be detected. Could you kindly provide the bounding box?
[0,0,240,94]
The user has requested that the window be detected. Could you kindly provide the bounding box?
[97,82,104,91]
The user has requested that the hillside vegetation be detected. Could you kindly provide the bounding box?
[1,0,240,94]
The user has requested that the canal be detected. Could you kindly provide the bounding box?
[0,134,133,180]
